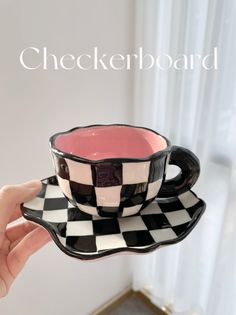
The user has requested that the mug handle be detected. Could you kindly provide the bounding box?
[158,146,200,198]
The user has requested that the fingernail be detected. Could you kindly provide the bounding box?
[0,278,7,298]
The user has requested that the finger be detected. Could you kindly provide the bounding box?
[0,180,42,214]
[0,180,41,246]
[8,207,22,223]
[7,227,51,278]
[8,202,29,225]
[6,221,38,243]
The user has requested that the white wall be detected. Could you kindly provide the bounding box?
[0,1,134,314]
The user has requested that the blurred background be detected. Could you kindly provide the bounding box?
[0,0,235,315]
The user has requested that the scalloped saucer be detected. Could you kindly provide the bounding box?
[21,176,206,260]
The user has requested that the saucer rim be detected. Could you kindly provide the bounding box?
[21,176,206,261]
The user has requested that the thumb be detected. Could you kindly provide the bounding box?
[0,180,41,246]
[17,180,42,203]
[0,180,41,207]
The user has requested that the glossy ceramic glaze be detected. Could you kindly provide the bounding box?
[49,124,200,217]
[21,176,206,260]
[54,125,167,160]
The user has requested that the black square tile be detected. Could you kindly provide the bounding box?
[49,222,67,237]
[120,183,148,207]
[66,235,97,253]
[97,206,121,218]
[44,197,68,210]
[70,181,97,206]
[123,230,154,247]
[93,219,120,235]
[141,213,171,230]
[53,156,70,180]
[68,208,92,221]
[158,199,184,212]
[185,200,202,218]
[172,222,190,236]
[47,176,58,186]
[37,183,47,198]
[91,162,122,187]
[148,156,166,183]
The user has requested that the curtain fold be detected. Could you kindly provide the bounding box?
[131,1,235,314]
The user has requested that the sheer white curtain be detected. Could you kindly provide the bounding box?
[131,0,236,314]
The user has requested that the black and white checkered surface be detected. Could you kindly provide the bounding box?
[21,176,205,260]
[51,153,167,217]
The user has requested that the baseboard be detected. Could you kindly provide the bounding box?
[133,291,169,315]
[91,286,169,315]
[139,288,172,315]
[90,286,133,315]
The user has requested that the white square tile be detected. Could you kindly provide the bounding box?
[66,221,93,236]
[165,210,191,226]
[146,180,162,200]
[122,204,142,217]
[118,216,147,232]
[24,197,44,211]
[178,191,199,208]
[76,203,98,216]
[50,177,70,198]
[140,202,162,215]
[96,234,127,251]
[122,161,150,184]
[65,159,93,185]
[56,176,72,200]
[95,186,122,207]
[42,209,68,222]
[150,228,177,242]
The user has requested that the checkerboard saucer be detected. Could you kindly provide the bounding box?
[21,176,206,260]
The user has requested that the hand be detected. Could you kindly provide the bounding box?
[0,180,51,298]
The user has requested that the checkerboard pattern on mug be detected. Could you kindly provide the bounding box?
[51,153,168,217]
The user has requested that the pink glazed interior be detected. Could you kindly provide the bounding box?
[53,125,167,160]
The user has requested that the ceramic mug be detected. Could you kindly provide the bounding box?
[49,124,200,217]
